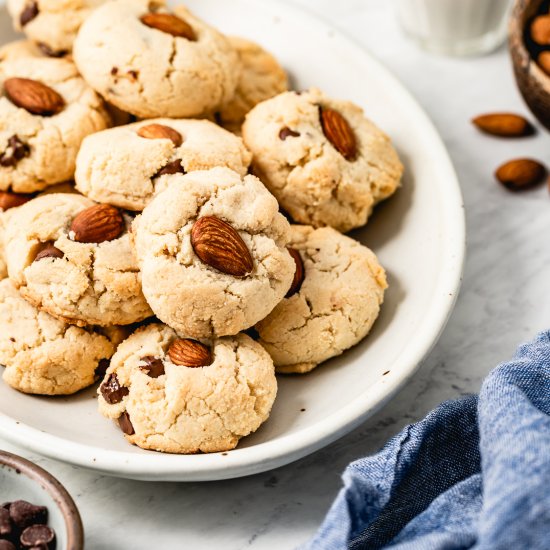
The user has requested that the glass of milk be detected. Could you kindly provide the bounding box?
[397,0,513,56]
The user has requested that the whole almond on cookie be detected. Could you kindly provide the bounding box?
[137,124,183,146]
[4,78,65,116]
[286,248,305,298]
[140,12,197,40]
[168,339,212,367]
[70,204,124,243]
[320,107,357,160]
[191,216,253,277]
[0,191,32,211]
[472,113,533,137]
[495,158,547,191]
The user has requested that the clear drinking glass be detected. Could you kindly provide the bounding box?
[397,0,513,57]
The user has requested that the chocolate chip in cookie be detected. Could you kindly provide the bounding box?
[100,374,129,404]
[139,356,165,378]
[118,412,135,435]
[20,1,38,26]
[0,136,30,168]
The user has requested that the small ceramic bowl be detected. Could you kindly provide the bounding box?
[510,0,550,130]
[0,451,84,549]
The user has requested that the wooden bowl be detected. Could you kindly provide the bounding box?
[510,0,550,130]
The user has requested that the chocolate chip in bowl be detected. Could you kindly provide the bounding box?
[0,451,83,549]
[510,0,550,130]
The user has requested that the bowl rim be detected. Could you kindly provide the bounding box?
[0,450,84,550]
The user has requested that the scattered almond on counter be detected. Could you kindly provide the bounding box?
[495,158,547,191]
[471,113,534,137]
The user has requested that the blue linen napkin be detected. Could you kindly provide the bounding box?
[303,331,550,549]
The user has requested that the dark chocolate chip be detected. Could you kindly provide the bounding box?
[37,43,67,58]
[94,358,110,380]
[100,374,129,404]
[0,540,16,550]
[9,501,47,530]
[127,70,139,80]
[20,1,38,26]
[118,412,134,435]
[0,508,12,538]
[139,356,165,378]
[214,111,222,125]
[34,245,64,262]
[110,67,118,76]
[0,135,30,168]
[279,127,300,140]
[20,524,55,548]
[154,159,185,177]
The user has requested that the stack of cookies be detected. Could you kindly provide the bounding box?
[0,0,403,454]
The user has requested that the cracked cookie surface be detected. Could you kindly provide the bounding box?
[216,36,288,134]
[0,278,127,395]
[256,225,387,373]
[132,167,295,337]
[7,0,109,55]
[73,0,239,118]
[242,88,403,233]
[75,118,252,211]
[0,56,111,193]
[98,323,277,453]
[4,193,152,326]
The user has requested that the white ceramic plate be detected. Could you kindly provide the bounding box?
[0,0,465,481]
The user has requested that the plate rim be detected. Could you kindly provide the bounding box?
[0,0,466,481]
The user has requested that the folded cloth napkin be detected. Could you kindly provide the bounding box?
[303,331,550,550]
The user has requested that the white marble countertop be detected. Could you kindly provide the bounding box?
[4,0,550,548]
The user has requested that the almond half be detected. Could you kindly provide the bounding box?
[137,124,183,147]
[168,339,212,367]
[140,12,197,41]
[70,204,124,244]
[4,77,65,116]
[472,113,533,137]
[320,107,357,161]
[191,216,253,277]
[495,158,547,191]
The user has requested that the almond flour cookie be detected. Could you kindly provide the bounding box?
[75,119,252,211]
[242,88,403,233]
[73,0,239,119]
[4,193,152,326]
[0,56,111,193]
[97,323,277,453]
[132,167,295,337]
[7,0,108,56]
[216,37,288,134]
[0,191,35,280]
[256,225,387,374]
[0,279,128,395]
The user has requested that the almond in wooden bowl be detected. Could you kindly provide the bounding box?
[510,0,550,131]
